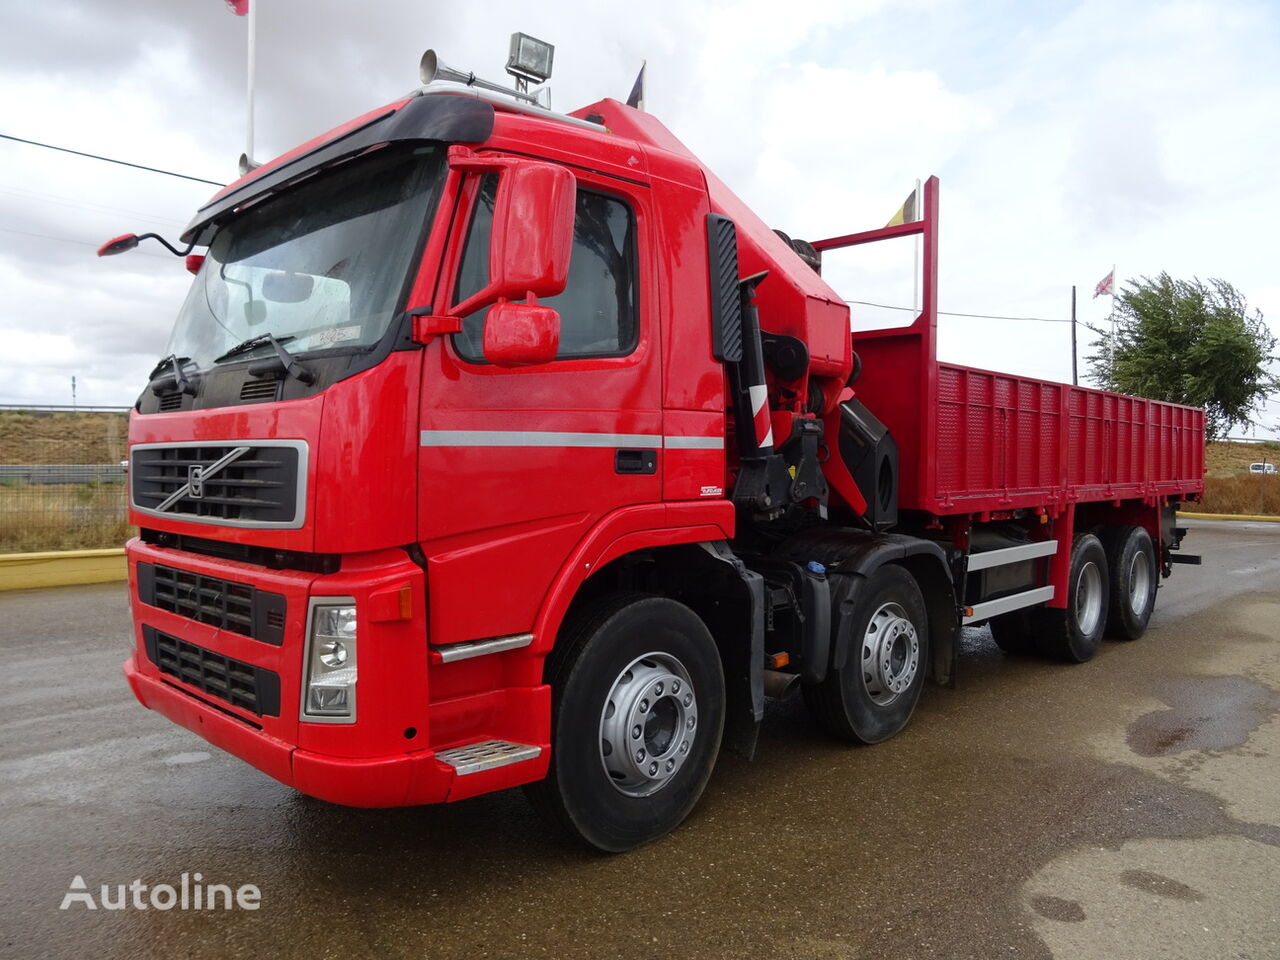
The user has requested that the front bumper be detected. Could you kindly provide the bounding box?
[124,537,550,806]
[124,656,455,805]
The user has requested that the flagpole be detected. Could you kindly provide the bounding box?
[245,0,257,162]
[1108,263,1117,382]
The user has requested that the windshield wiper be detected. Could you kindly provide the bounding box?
[214,332,296,362]
[148,354,196,396]
[216,332,316,385]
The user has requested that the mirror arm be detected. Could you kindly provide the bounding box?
[407,305,463,344]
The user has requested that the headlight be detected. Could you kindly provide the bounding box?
[302,598,358,722]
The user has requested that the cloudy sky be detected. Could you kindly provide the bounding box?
[3,0,1279,435]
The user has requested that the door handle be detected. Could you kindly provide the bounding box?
[615,449,657,475]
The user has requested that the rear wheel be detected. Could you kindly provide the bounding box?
[523,594,725,853]
[1104,526,1157,640]
[989,609,1035,655]
[1034,533,1109,662]
[805,564,929,744]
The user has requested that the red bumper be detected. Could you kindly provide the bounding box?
[124,655,456,807]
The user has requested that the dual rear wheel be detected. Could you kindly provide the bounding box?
[990,526,1157,662]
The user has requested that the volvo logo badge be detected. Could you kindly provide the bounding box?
[154,446,251,512]
[188,464,205,500]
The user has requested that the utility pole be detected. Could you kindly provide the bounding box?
[1070,285,1078,386]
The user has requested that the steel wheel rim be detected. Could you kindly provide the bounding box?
[861,601,920,706]
[1076,560,1103,635]
[1128,549,1152,616]
[599,652,697,798]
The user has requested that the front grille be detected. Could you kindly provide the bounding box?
[130,441,304,527]
[157,392,183,412]
[143,626,281,717]
[136,563,286,645]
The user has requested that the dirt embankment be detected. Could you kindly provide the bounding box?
[0,411,128,464]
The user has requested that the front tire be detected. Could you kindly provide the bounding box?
[1104,526,1157,640]
[1034,533,1109,662]
[524,594,725,853]
[805,564,929,744]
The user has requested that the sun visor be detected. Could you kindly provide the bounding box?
[181,94,494,245]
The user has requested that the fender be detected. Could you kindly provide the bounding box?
[529,499,736,655]
[774,528,957,686]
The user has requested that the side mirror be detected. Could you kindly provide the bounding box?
[97,234,140,257]
[450,147,575,318]
[483,298,560,367]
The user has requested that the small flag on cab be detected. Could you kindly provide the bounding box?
[1093,268,1115,298]
[224,0,248,14]
[626,61,646,111]
[885,186,918,227]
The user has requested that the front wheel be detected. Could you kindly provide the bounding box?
[804,564,929,744]
[523,594,725,853]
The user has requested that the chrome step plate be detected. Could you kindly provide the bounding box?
[435,740,541,776]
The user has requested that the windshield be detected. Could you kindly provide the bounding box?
[165,144,445,369]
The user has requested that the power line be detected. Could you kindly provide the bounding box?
[0,226,172,259]
[0,133,225,187]
[0,183,186,230]
[845,298,1071,324]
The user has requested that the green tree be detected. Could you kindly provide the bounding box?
[1087,273,1278,440]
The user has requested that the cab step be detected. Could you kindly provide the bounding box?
[435,739,542,775]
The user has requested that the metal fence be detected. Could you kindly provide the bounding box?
[0,409,133,553]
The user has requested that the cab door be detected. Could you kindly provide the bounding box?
[418,162,661,646]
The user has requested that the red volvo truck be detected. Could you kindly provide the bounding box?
[110,40,1203,851]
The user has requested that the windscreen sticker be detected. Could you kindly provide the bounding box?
[307,325,361,348]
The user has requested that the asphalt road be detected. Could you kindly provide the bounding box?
[2,518,1278,960]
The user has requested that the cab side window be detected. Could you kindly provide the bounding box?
[454,174,639,361]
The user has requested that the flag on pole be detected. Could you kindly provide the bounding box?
[885,187,918,227]
[224,0,249,15]
[626,62,646,111]
[1093,269,1115,298]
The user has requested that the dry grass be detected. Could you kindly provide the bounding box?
[0,482,135,553]
[1197,475,1280,516]
[0,410,128,464]
[1204,439,1280,478]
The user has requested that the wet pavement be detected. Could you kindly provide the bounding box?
[2,518,1278,959]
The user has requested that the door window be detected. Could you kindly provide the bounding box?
[453,174,639,361]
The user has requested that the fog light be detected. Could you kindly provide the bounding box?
[302,598,358,722]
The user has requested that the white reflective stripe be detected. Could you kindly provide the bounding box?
[761,426,774,448]
[420,430,726,449]
[421,430,660,447]
[749,384,768,415]
[663,436,724,450]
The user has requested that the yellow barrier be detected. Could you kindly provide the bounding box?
[1177,512,1280,523]
[0,548,127,591]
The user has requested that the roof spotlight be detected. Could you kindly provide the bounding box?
[506,33,554,88]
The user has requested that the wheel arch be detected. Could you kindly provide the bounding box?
[775,529,958,687]
[531,503,763,760]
